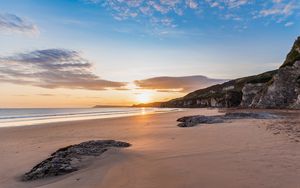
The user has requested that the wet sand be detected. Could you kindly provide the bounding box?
[0,109,299,188]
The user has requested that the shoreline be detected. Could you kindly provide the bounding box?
[0,108,181,128]
[0,108,299,188]
[1,107,299,129]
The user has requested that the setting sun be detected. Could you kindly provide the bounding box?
[136,93,151,104]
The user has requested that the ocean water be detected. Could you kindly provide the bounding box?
[0,108,179,127]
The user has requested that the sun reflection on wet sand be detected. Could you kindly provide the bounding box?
[141,108,146,115]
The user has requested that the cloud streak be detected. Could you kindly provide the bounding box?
[0,49,126,90]
[87,0,299,30]
[205,0,250,9]
[134,75,227,92]
[259,1,295,17]
[89,0,199,28]
[0,13,39,35]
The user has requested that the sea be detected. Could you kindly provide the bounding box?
[0,107,179,127]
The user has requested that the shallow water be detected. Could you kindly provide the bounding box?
[0,107,180,127]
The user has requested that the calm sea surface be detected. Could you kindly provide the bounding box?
[0,108,179,127]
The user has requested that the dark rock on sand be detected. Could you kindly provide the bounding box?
[223,112,278,119]
[177,112,278,127]
[177,115,224,127]
[23,140,130,181]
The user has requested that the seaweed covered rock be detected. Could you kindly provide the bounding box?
[23,140,130,181]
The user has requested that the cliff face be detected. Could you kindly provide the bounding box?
[161,36,300,109]
[160,70,277,108]
[251,37,300,109]
[240,83,266,107]
[252,61,300,108]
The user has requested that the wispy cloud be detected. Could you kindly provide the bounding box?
[0,13,39,35]
[88,0,199,27]
[284,21,294,27]
[259,1,295,17]
[0,49,126,90]
[86,0,299,32]
[205,0,250,9]
[134,75,227,92]
[37,94,56,96]
[255,0,299,25]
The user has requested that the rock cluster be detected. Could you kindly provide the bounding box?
[177,112,278,127]
[23,140,130,181]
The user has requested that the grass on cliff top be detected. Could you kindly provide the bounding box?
[241,70,278,84]
[181,70,277,100]
[281,37,300,68]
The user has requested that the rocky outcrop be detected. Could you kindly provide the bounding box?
[240,83,266,107]
[280,37,300,68]
[160,36,300,109]
[23,140,130,181]
[160,70,277,108]
[241,37,300,109]
[250,37,300,109]
[177,112,278,127]
[252,61,300,108]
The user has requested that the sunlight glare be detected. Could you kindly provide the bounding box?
[136,93,151,103]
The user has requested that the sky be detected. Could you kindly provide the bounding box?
[0,0,299,107]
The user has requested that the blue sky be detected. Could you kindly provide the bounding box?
[0,0,299,107]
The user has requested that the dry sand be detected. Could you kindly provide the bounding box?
[0,109,299,188]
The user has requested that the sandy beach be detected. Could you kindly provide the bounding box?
[1,1,300,188]
[0,109,299,188]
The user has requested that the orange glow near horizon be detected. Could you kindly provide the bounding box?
[0,83,184,108]
[136,92,151,104]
